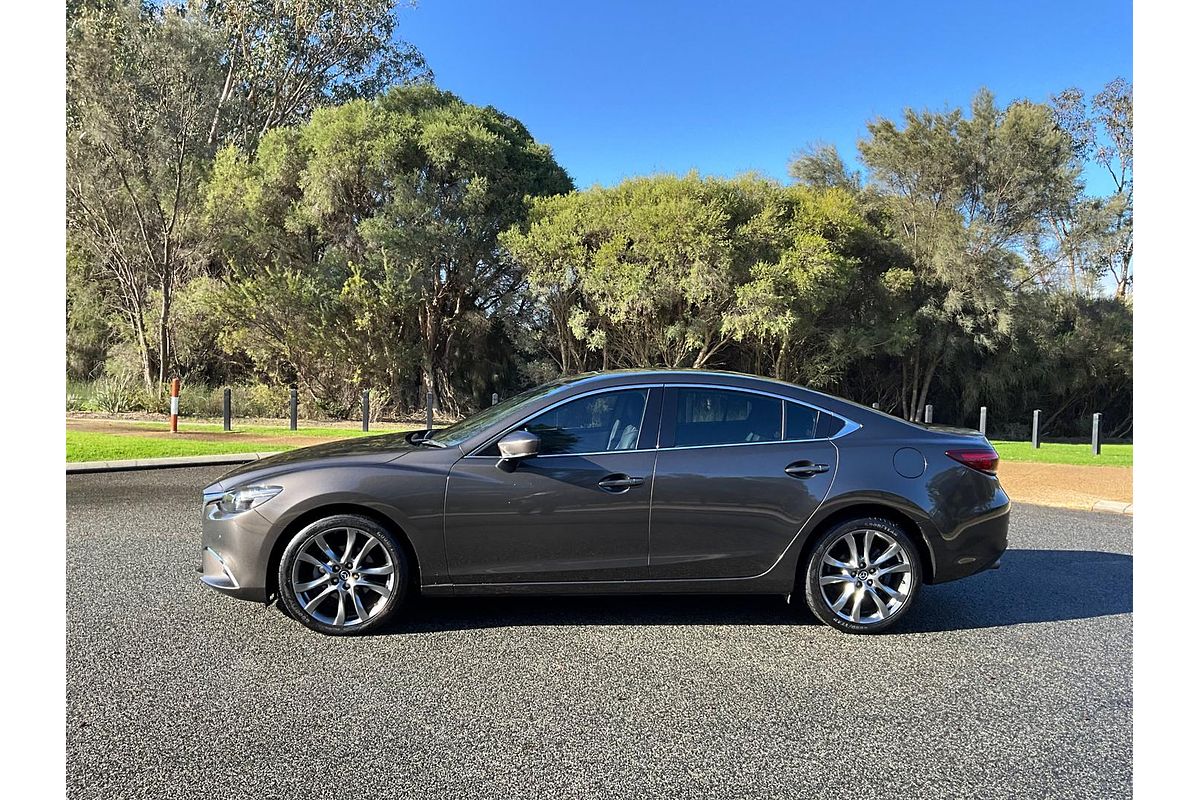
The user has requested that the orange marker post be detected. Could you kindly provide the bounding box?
[170,378,180,433]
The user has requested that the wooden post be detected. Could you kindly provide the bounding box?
[1032,409,1040,449]
[492,392,499,406]
[289,388,298,431]
[979,406,988,436]
[1092,413,1102,456]
[923,404,933,424]
[362,390,370,432]
[222,388,231,432]
[169,378,180,433]
[426,391,434,431]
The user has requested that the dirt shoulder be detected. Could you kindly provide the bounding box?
[998,461,1131,511]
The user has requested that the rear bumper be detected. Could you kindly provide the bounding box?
[927,498,1010,584]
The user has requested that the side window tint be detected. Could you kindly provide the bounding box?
[785,402,820,440]
[520,389,648,456]
[675,389,782,446]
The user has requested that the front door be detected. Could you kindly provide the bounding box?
[443,387,661,584]
[648,386,838,579]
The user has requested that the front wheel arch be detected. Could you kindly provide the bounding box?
[265,503,420,603]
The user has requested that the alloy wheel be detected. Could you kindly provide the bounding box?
[289,527,396,628]
[816,527,913,625]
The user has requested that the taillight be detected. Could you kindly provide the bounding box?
[946,448,999,475]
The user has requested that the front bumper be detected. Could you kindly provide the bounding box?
[198,495,275,602]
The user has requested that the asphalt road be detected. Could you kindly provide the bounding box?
[66,467,1132,800]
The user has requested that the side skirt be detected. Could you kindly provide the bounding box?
[420,575,794,597]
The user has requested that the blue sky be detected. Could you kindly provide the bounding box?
[400,0,1131,196]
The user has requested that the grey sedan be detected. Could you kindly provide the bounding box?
[199,370,1009,635]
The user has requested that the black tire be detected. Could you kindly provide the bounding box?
[277,514,409,636]
[803,517,923,635]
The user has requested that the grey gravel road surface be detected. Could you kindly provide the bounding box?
[66,467,1132,799]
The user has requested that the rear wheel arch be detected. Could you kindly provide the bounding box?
[795,502,935,591]
[265,503,420,602]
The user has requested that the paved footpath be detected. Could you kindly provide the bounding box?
[67,467,1131,800]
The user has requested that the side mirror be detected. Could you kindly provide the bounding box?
[496,430,540,471]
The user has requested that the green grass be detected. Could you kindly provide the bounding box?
[992,440,1132,467]
[67,430,301,462]
[127,421,397,437]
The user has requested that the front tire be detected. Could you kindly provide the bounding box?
[277,514,408,635]
[803,517,923,634]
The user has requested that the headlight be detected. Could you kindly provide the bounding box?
[217,485,282,514]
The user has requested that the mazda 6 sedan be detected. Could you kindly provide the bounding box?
[199,370,1009,635]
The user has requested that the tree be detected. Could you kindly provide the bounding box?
[202,0,431,149]
[850,89,1079,419]
[1051,78,1133,298]
[67,1,224,388]
[503,174,771,372]
[205,85,572,412]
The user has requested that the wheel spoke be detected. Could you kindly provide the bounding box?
[862,530,875,566]
[875,542,900,565]
[875,581,902,599]
[877,562,911,576]
[333,590,346,626]
[341,529,358,563]
[353,537,379,568]
[865,586,891,617]
[314,534,338,563]
[297,552,325,568]
[358,564,394,576]
[351,587,370,622]
[295,575,330,592]
[850,589,864,623]
[303,584,336,611]
[830,584,854,612]
[357,581,390,600]
[842,534,859,568]
[823,554,853,570]
[820,574,854,587]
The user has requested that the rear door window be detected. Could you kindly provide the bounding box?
[673,388,782,447]
[784,402,821,440]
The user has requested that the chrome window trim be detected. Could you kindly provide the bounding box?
[465,383,661,458]
[667,383,861,444]
[462,380,860,459]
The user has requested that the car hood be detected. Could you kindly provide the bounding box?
[208,432,419,490]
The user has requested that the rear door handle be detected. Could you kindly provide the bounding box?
[785,461,830,478]
[598,474,645,492]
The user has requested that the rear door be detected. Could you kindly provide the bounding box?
[443,386,662,584]
[647,386,838,579]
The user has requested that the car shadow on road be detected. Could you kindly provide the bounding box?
[380,549,1131,635]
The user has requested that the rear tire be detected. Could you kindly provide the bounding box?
[277,514,408,636]
[803,517,923,634]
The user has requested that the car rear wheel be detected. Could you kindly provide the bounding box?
[277,514,408,635]
[803,517,923,634]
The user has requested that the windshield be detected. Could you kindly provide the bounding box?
[425,377,581,448]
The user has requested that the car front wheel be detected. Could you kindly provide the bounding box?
[277,514,408,635]
[803,517,923,634]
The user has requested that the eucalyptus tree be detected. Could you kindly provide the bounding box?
[1050,77,1133,298]
[502,174,771,373]
[852,89,1079,420]
[206,86,572,413]
[202,0,431,148]
[67,1,224,387]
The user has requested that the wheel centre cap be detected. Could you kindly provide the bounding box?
[340,570,350,580]
[856,569,869,580]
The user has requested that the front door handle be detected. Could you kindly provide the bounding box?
[598,474,645,492]
[785,461,830,478]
